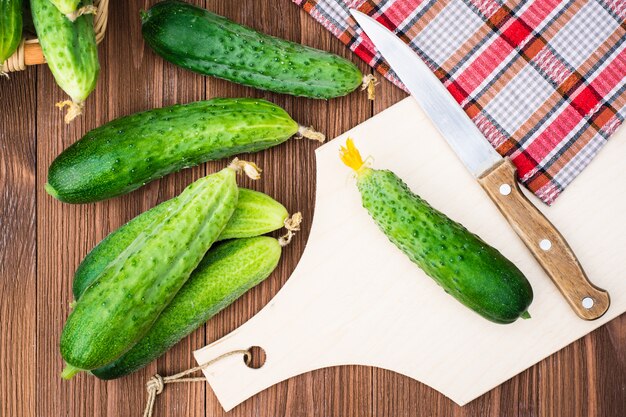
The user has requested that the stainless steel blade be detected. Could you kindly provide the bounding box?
[351,10,502,177]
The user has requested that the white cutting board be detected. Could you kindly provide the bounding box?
[194,97,626,409]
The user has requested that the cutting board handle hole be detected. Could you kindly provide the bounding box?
[245,346,266,369]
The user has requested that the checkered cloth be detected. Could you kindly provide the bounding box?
[294,0,626,204]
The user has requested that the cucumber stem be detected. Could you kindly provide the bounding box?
[361,75,377,101]
[61,363,82,379]
[228,158,262,180]
[278,212,303,247]
[521,311,531,319]
[55,100,84,124]
[66,5,98,22]
[296,125,326,143]
[139,10,149,24]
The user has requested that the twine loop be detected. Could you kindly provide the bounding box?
[146,375,164,396]
[143,349,251,417]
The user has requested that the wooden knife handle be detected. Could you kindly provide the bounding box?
[478,158,610,320]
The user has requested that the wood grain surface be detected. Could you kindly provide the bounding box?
[0,1,624,416]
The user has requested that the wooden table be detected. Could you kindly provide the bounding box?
[1,1,624,416]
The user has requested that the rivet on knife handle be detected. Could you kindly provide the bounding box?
[478,158,610,320]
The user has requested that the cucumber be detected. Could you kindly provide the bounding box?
[217,188,289,240]
[0,0,22,75]
[141,1,363,99]
[91,237,282,379]
[60,167,239,376]
[340,139,533,324]
[31,0,99,123]
[72,188,288,300]
[46,98,305,204]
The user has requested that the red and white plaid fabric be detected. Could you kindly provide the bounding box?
[294,0,626,204]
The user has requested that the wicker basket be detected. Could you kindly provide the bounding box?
[4,0,109,73]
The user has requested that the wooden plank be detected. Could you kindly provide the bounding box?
[33,1,202,417]
[35,17,112,417]
[202,1,329,417]
[595,316,626,416]
[145,0,208,413]
[0,68,37,417]
[35,56,93,417]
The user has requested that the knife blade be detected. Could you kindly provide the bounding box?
[351,9,610,320]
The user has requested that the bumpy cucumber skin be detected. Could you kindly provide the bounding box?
[72,188,287,299]
[0,0,22,68]
[142,1,363,99]
[60,169,238,370]
[91,237,281,379]
[49,0,80,15]
[357,168,533,324]
[46,98,299,204]
[31,0,99,103]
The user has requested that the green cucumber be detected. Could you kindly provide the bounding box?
[72,188,288,300]
[0,0,22,75]
[340,139,533,324]
[46,98,308,204]
[217,188,289,240]
[141,1,364,99]
[60,167,239,375]
[91,236,282,379]
[31,0,99,123]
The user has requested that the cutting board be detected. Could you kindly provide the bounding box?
[194,97,626,409]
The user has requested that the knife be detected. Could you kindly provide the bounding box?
[350,10,609,320]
